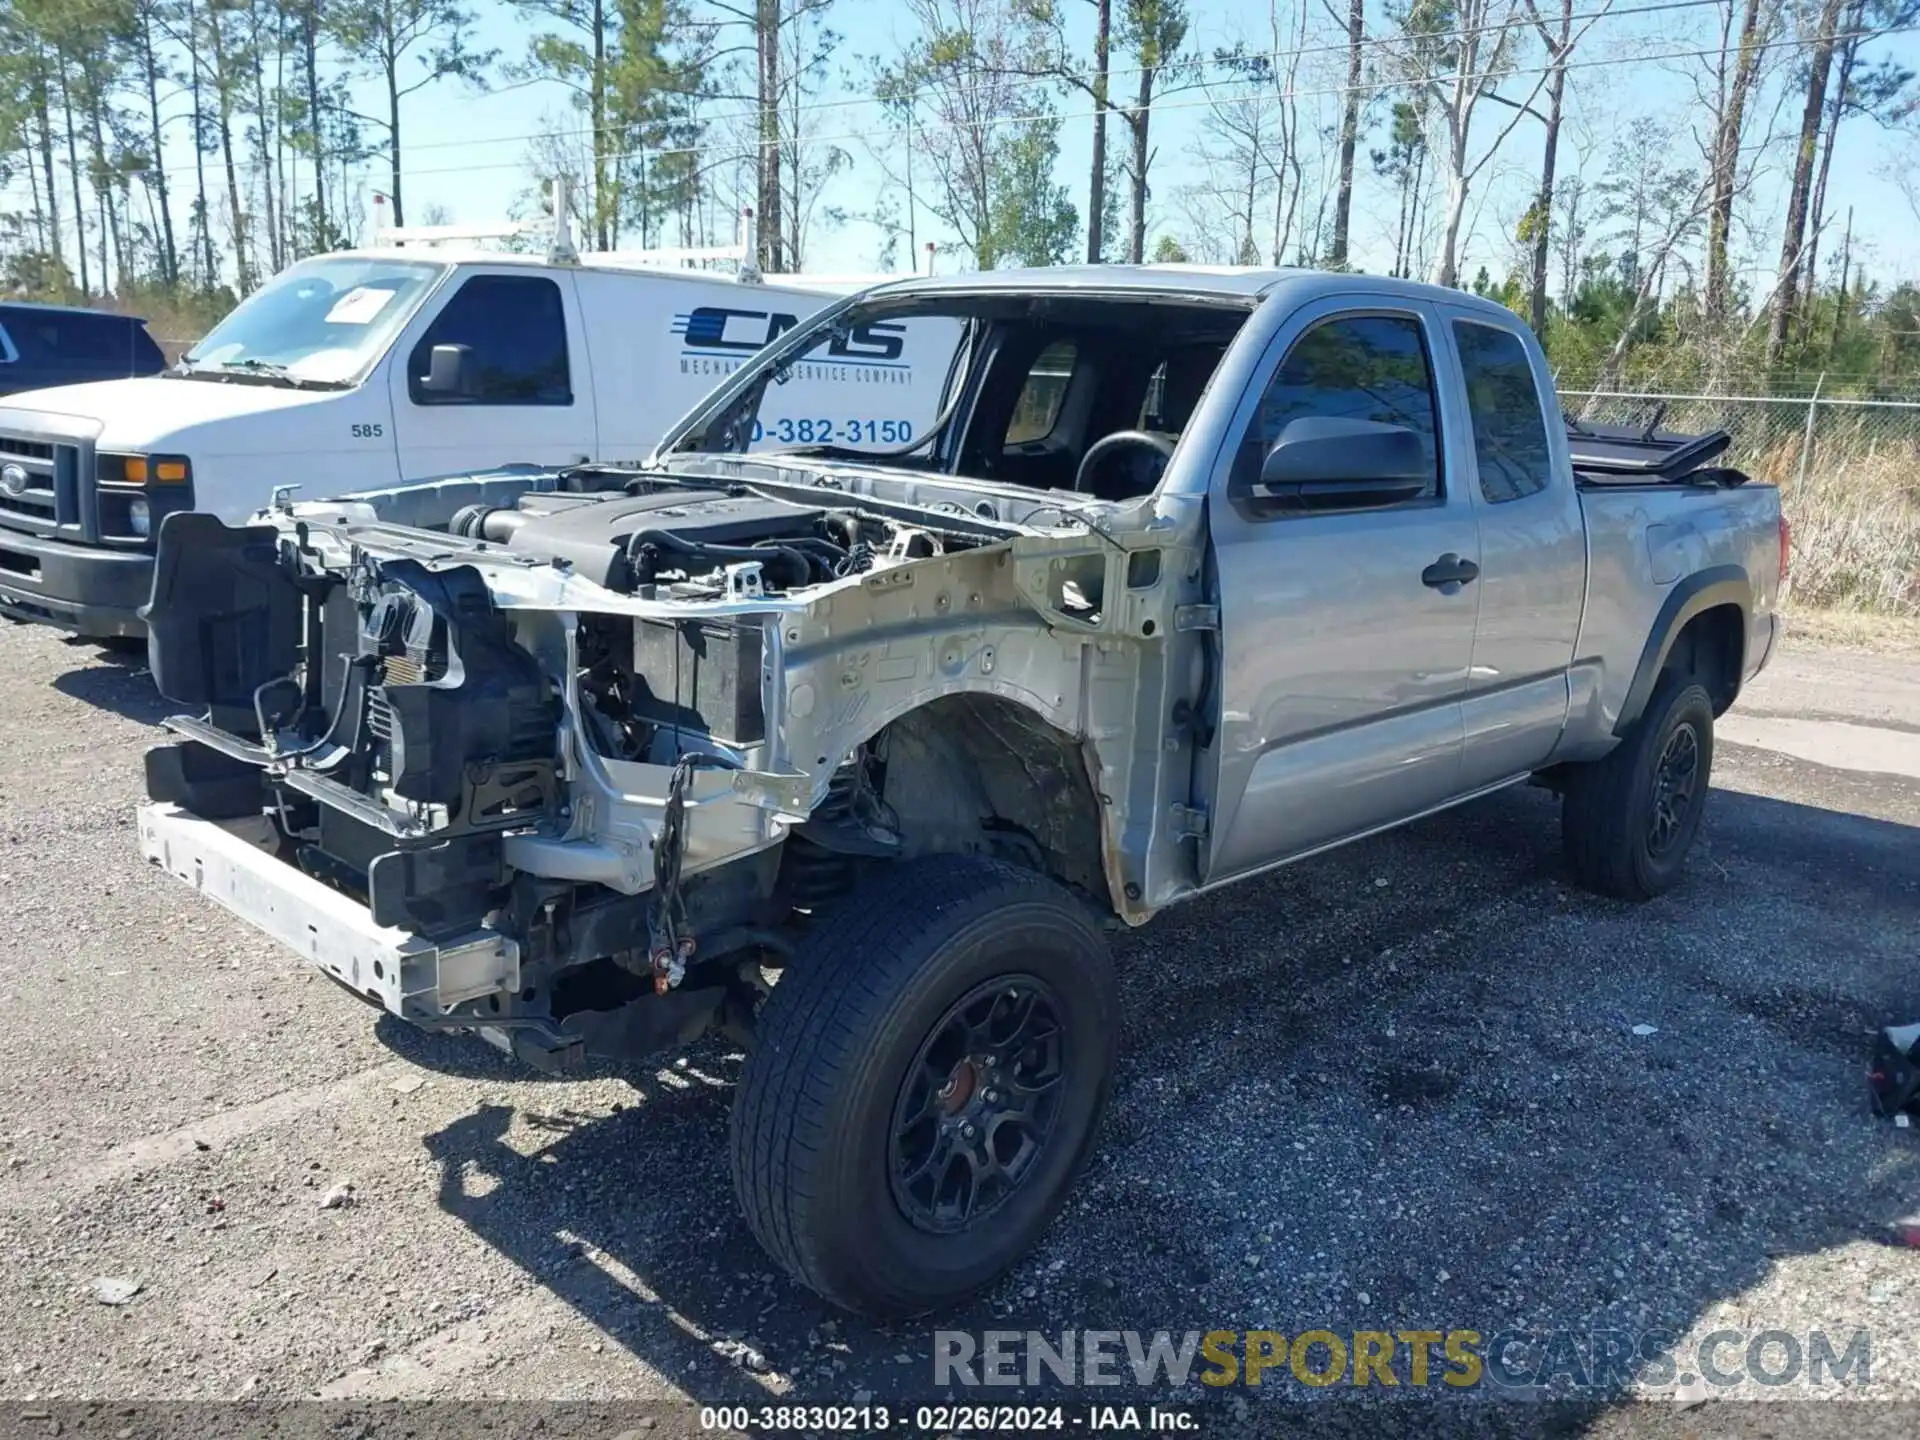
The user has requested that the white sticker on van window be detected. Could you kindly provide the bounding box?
[324,287,396,325]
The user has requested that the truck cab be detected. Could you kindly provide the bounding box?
[0,249,940,638]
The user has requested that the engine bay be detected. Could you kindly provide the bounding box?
[426,473,999,605]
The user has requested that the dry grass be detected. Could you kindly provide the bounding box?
[1766,443,1920,618]
[1781,604,1920,654]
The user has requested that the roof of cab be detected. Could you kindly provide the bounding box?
[853,263,1528,322]
[297,250,1529,324]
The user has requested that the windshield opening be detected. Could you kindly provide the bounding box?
[183,257,446,386]
[669,292,1252,502]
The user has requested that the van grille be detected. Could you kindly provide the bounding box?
[0,429,83,537]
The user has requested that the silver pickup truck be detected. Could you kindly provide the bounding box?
[135,267,1784,1316]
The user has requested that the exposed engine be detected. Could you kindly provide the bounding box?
[443,483,905,597]
[423,479,970,767]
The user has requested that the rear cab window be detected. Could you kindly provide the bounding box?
[1232,312,1443,506]
[409,274,572,406]
[1453,320,1554,502]
[1005,340,1078,444]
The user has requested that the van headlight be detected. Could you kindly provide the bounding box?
[128,498,151,537]
[98,453,192,487]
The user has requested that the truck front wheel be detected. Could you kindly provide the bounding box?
[728,854,1118,1316]
[1562,675,1716,900]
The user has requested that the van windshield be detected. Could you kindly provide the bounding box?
[180,258,445,387]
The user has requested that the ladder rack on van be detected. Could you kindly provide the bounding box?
[373,180,933,290]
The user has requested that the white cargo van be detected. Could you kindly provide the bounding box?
[0,239,946,637]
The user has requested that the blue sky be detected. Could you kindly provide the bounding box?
[391,0,1920,288]
[9,0,1918,294]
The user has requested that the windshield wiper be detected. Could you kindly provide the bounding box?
[172,358,347,390]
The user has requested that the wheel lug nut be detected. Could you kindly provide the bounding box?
[985,1090,998,1102]
[963,1124,976,1138]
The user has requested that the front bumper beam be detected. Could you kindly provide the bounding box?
[137,801,520,1020]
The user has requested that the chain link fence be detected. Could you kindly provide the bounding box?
[1555,385,1920,616]
[1555,386,1920,486]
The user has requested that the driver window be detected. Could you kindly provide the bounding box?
[1231,313,1442,505]
[1006,340,1078,444]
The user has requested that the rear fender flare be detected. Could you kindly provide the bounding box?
[1613,564,1749,737]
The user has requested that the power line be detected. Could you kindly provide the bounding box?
[379,0,1734,158]
[6,3,1913,262]
[48,0,1752,185]
[382,19,1920,184]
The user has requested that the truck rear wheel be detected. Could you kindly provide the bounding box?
[1562,675,1716,900]
[729,854,1117,1316]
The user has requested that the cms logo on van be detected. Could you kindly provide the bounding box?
[671,308,907,362]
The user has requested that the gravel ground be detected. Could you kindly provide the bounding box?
[0,622,1914,1438]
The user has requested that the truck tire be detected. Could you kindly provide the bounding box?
[1562,675,1716,901]
[729,854,1118,1316]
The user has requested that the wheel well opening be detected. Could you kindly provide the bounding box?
[1667,604,1743,715]
[871,695,1111,913]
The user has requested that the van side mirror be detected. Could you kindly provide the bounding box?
[420,343,473,397]
[1253,416,1429,512]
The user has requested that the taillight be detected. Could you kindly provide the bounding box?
[1778,513,1792,587]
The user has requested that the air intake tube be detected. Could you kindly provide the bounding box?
[450,504,532,543]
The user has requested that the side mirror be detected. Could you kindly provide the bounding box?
[1253,416,1430,511]
[420,343,473,397]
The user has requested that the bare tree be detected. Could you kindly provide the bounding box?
[1370,98,1426,275]
[1087,0,1111,259]
[1699,0,1774,332]
[1584,169,1715,395]
[1796,0,1914,320]
[1387,0,1577,288]
[873,0,1077,269]
[1020,0,1120,259]
[1326,0,1364,266]
[338,0,492,229]
[1183,42,1281,263]
[1765,0,1847,363]
[1519,0,1610,334]
[1550,116,1603,306]
[1111,0,1189,262]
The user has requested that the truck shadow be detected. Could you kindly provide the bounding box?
[50,637,174,727]
[416,779,1917,1430]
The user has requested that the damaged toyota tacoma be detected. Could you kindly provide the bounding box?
[135,268,1785,1315]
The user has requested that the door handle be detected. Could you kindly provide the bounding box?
[1421,553,1480,589]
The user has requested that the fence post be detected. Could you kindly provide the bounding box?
[1797,371,1825,488]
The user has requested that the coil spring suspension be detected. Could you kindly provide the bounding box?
[780,765,860,906]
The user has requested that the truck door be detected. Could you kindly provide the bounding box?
[1203,299,1481,881]
[1440,311,1585,789]
[390,270,596,480]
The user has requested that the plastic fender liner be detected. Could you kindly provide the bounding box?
[143,739,266,818]
[143,511,301,728]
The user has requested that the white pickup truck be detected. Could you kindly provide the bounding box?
[136,266,1784,1316]
[0,249,944,637]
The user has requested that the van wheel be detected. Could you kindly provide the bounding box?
[729,854,1117,1317]
[1562,675,1715,901]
